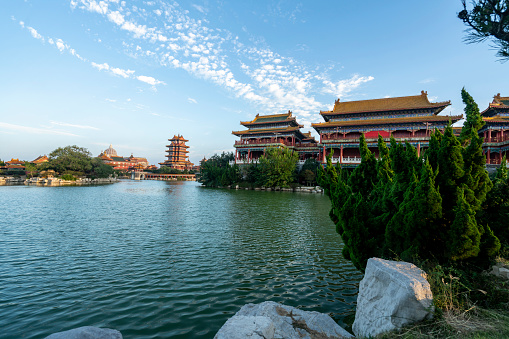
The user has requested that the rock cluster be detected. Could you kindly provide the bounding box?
[490,261,509,280]
[352,258,434,338]
[214,301,353,339]
[45,326,122,339]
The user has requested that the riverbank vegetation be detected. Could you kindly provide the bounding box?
[319,89,509,337]
[198,148,319,188]
[0,145,115,180]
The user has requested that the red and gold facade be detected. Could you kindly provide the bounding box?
[480,93,509,166]
[160,134,194,170]
[312,91,462,166]
[232,111,320,163]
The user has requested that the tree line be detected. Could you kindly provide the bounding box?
[317,89,509,274]
[198,147,320,188]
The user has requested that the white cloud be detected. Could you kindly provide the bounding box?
[91,62,110,71]
[137,75,165,85]
[50,121,100,130]
[192,4,207,14]
[55,39,66,52]
[0,122,79,137]
[188,97,197,104]
[27,26,44,41]
[69,0,374,120]
[111,67,135,78]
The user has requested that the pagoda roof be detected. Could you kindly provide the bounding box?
[312,114,462,129]
[483,114,509,123]
[169,134,189,142]
[481,93,509,116]
[240,111,302,127]
[320,91,450,119]
[31,155,49,164]
[6,158,25,165]
[232,126,301,136]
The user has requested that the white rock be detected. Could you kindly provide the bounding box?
[214,301,353,339]
[353,258,433,338]
[45,326,122,339]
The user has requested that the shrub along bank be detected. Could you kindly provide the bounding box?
[198,148,320,188]
[318,89,509,337]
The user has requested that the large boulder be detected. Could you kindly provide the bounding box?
[353,258,433,338]
[215,301,353,339]
[45,326,122,339]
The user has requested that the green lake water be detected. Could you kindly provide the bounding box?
[0,180,362,338]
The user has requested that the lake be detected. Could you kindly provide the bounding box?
[0,180,362,338]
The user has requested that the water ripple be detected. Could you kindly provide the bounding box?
[0,181,361,338]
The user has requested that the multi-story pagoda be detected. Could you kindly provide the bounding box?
[312,91,462,165]
[480,93,509,165]
[232,111,320,163]
[160,134,194,170]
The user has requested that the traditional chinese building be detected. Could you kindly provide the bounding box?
[311,91,462,165]
[98,145,149,171]
[480,93,509,165]
[31,155,49,165]
[159,135,194,170]
[5,158,25,171]
[232,111,320,163]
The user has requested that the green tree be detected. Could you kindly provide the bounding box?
[458,0,509,60]
[43,145,93,175]
[198,152,239,187]
[90,157,114,178]
[24,162,38,178]
[258,147,298,187]
[299,158,319,186]
[318,90,501,271]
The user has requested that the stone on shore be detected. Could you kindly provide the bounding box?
[214,300,353,339]
[45,326,122,339]
[353,258,433,338]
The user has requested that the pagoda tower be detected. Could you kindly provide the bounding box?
[479,93,509,165]
[159,134,194,170]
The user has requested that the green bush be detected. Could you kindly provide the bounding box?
[318,89,501,272]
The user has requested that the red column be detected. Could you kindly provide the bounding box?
[417,142,421,157]
[487,149,491,164]
[502,129,505,141]
[340,145,343,164]
[322,145,326,163]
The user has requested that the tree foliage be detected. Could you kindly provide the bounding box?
[41,145,113,178]
[458,0,509,60]
[258,147,299,187]
[198,152,240,187]
[318,90,502,271]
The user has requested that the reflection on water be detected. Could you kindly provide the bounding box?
[0,180,361,339]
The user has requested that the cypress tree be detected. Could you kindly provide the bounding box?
[448,187,481,261]
[459,87,484,143]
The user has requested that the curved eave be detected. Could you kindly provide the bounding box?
[311,114,463,130]
[240,118,298,127]
[232,127,300,136]
[320,103,450,121]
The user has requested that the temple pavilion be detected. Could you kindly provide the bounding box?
[311,91,462,165]
[480,93,509,165]
[160,134,194,170]
[232,111,320,164]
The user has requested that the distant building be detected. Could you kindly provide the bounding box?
[232,111,320,164]
[480,93,509,165]
[312,91,461,165]
[159,135,194,170]
[98,145,149,171]
[31,155,49,165]
[5,158,26,171]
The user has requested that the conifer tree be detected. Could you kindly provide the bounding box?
[460,87,485,143]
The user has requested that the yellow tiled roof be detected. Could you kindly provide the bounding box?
[232,126,300,136]
[322,91,450,115]
[312,114,462,128]
[241,111,295,125]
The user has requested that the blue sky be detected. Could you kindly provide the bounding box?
[1,0,507,165]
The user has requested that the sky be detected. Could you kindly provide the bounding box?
[1,0,508,166]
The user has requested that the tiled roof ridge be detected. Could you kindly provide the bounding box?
[312,114,463,128]
[321,91,450,115]
[241,111,294,125]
